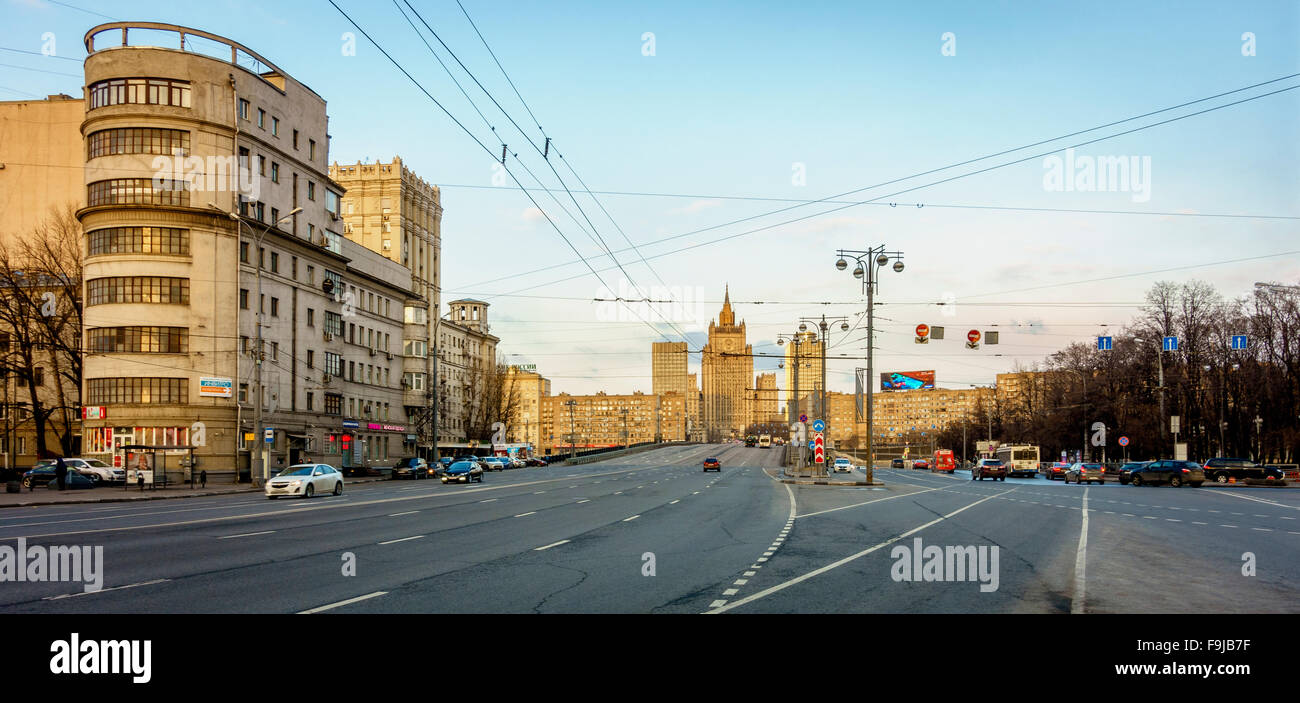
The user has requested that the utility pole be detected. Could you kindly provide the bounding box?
[621,408,629,449]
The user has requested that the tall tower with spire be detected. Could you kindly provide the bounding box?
[701,286,753,441]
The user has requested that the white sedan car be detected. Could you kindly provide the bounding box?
[266,464,344,499]
[833,457,854,473]
[66,458,125,484]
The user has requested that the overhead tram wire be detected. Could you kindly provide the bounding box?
[454,72,1300,292]
[327,1,687,345]
[475,82,1300,301]
[395,0,689,342]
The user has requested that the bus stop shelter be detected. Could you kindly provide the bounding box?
[118,444,198,490]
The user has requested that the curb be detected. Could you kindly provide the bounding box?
[0,476,393,509]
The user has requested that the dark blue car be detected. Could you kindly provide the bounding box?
[441,460,484,484]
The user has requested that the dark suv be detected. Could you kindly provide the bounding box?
[971,459,1007,481]
[1128,460,1205,487]
[1202,458,1282,484]
[392,457,430,479]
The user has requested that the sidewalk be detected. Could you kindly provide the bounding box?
[0,476,392,509]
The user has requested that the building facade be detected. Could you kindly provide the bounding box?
[330,157,442,456]
[701,288,752,441]
[74,22,417,482]
[541,391,661,455]
[505,365,550,450]
[783,330,822,416]
[651,340,689,441]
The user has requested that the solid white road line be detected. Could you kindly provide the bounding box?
[297,591,388,614]
[43,578,171,600]
[1198,489,1299,511]
[707,488,1014,614]
[388,511,419,517]
[514,511,536,518]
[669,499,680,504]
[794,486,947,519]
[623,515,640,522]
[1071,486,1089,615]
[218,530,275,539]
[378,535,424,545]
[576,499,590,504]
[479,498,498,503]
[535,540,570,551]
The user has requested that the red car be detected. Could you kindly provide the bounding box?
[703,457,721,472]
[912,459,930,470]
[1045,462,1071,481]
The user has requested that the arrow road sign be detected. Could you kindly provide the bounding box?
[1097,336,1113,351]
[1163,336,1179,351]
[812,419,825,433]
[1231,334,1248,350]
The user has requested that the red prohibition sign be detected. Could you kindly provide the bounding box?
[915,324,929,337]
[967,329,981,343]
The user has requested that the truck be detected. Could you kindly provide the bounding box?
[758,434,772,448]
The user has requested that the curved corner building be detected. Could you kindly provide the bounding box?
[78,23,403,482]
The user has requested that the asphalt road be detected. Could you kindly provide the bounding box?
[1,445,1296,613]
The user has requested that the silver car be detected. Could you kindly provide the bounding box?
[1064,462,1105,485]
[66,458,125,484]
[266,464,344,499]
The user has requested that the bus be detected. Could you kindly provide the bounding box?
[758,434,771,448]
[995,445,1040,478]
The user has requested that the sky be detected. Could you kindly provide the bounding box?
[2,0,1298,398]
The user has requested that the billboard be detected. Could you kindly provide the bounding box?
[880,370,935,391]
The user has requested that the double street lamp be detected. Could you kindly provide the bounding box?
[210,203,301,486]
[834,246,905,477]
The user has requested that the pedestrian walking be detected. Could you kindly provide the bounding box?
[54,455,68,491]
[200,469,207,488]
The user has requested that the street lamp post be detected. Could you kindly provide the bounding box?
[834,247,904,482]
[798,315,849,466]
[778,332,813,472]
[565,399,578,461]
[210,203,300,486]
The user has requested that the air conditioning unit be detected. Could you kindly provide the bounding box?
[323,331,333,342]
[368,348,375,357]
[322,374,332,384]
[386,352,393,361]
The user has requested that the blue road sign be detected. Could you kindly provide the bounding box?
[1163,336,1178,351]
[1231,335,1248,350]
[1097,336,1113,351]
[799,414,808,423]
[1118,436,1130,447]
[808,440,815,449]
[812,419,826,433]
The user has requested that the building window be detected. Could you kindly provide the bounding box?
[88,77,191,110]
[271,162,279,183]
[324,393,342,415]
[87,179,189,207]
[272,116,279,136]
[86,277,190,306]
[306,350,314,368]
[259,155,266,176]
[293,129,299,149]
[270,252,279,273]
[87,127,190,159]
[324,352,342,377]
[270,297,279,317]
[257,108,265,129]
[239,242,249,263]
[239,99,249,119]
[307,308,315,327]
[87,226,189,256]
[87,327,188,353]
[240,289,249,309]
[309,139,316,160]
[306,391,314,411]
[86,378,188,405]
[307,181,316,201]
[33,367,44,386]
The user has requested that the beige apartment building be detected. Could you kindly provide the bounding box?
[753,372,780,426]
[0,95,87,470]
[651,340,690,441]
[434,299,499,448]
[791,386,995,449]
[66,22,425,482]
[331,157,442,455]
[505,364,550,449]
[701,288,752,441]
[540,391,661,455]
[686,372,702,441]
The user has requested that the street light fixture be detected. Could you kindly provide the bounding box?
[834,246,905,482]
[209,203,302,486]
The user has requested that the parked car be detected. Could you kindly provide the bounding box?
[266,464,344,499]
[442,460,483,484]
[971,458,1007,481]
[45,471,96,490]
[1202,457,1283,484]
[482,457,509,471]
[1117,461,1151,485]
[833,457,854,473]
[1128,460,1205,487]
[525,457,549,467]
[391,457,430,480]
[1064,462,1105,485]
[891,458,906,469]
[1044,462,1071,481]
[703,457,721,472]
[912,459,930,470]
[61,458,124,484]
